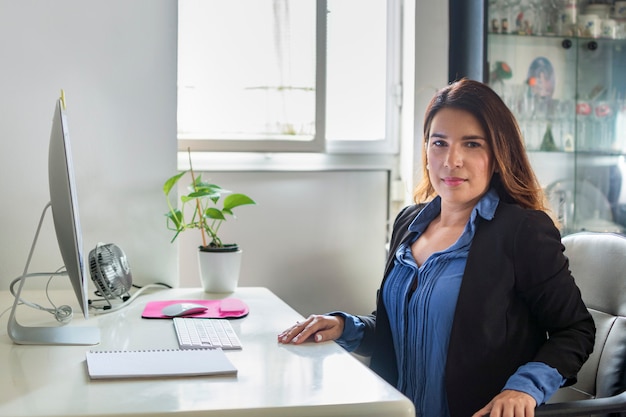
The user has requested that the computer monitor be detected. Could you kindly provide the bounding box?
[7,93,100,345]
[48,95,90,318]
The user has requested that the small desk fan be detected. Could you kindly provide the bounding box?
[88,243,132,309]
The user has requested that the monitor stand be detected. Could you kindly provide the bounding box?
[7,203,100,346]
[7,317,100,345]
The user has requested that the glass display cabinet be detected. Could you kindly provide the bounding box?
[486,0,626,235]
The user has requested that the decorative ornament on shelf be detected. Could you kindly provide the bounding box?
[490,61,513,99]
[490,61,513,85]
[540,123,559,152]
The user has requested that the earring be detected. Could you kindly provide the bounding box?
[426,164,430,170]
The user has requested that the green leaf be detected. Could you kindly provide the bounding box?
[199,183,226,193]
[193,177,225,193]
[196,182,226,194]
[163,171,187,196]
[204,207,226,220]
[223,193,256,211]
[188,189,221,199]
[165,209,184,230]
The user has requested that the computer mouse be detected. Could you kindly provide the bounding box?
[161,303,208,317]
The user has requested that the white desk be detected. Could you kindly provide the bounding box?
[0,287,415,417]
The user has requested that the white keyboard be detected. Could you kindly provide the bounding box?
[173,317,242,350]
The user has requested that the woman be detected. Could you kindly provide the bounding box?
[278,78,595,417]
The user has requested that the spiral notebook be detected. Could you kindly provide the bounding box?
[85,348,237,379]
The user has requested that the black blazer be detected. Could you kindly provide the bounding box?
[356,201,595,417]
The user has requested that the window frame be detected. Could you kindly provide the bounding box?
[177,0,402,155]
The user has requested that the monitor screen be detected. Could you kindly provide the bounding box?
[48,97,89,318]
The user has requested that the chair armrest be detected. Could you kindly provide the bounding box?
[534,391,626,417]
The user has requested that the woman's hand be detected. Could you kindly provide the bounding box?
[278,314,345,344]
[472,389,536,417]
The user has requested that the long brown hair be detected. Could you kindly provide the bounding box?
[413,78,547,211]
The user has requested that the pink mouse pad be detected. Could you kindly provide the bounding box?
[141,298,249,319]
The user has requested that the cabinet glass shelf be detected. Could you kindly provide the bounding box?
[487,18,626,236]
[489,32,626,42]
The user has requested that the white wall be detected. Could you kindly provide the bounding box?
[0,1,178,299]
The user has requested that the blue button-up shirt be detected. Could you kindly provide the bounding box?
[335,189,565,416]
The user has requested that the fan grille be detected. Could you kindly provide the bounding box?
[88,243,132,300]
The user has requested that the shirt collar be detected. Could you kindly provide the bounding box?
[408,188,500,234]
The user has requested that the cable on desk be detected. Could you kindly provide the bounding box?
[88,282,172,314]
[9,268,74,323]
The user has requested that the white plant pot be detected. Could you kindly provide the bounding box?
[197,249,242,293]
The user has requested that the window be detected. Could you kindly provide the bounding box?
[177,0,402,153]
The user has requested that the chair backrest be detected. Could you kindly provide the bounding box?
[548,232,626,407]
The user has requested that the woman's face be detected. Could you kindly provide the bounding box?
[426,108,495,209]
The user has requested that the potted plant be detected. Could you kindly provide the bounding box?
[163,150,256,292]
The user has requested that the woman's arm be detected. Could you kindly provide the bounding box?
[514,210,596,383]
[277,314,345,344]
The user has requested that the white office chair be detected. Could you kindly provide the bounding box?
[534,232,626,417]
